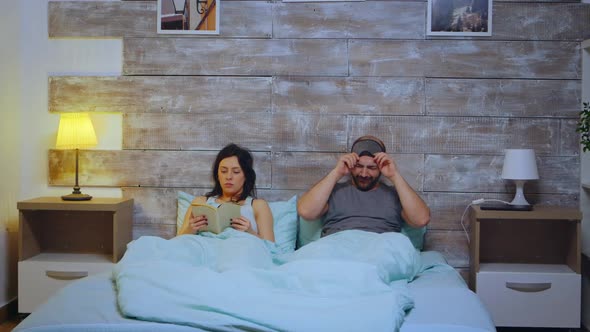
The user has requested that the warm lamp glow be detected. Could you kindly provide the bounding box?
[56,113,97,201]
[56,113,97,149]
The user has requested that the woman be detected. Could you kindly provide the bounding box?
[177,143,275,242]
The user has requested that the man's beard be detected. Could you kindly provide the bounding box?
[352,175,380,191]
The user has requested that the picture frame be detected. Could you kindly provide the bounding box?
[427,0,492,36]
[157,0,219,35]
[282,0,363,2]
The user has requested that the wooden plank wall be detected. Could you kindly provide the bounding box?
[47,0,589,277]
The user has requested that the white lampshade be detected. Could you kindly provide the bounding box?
[501,149,539,207]
[501,149,539,180]
[56,113,97,150]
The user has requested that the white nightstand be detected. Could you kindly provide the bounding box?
[469,206,582,328]
[17,197,133,313]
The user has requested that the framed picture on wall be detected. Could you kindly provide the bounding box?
[157,0,219,35]
[282,0,363,2]
[427,0,492,36]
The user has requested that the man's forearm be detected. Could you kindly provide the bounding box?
[388,173,430,227]
[297,169,341,220]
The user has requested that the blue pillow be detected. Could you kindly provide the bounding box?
[267,196,298,253]
[401,223,426,250]
[176,191,195,232]
[177,192,298,253]
[297,216,322,249]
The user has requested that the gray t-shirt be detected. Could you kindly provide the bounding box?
[322,182,403,237]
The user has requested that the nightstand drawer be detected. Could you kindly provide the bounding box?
[477,266,580,328]
[18,254,114,313]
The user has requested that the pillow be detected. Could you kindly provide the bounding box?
[401,223,426,250]
[267,196,298,253]
[177,191,194,231]
[176,191,298,253]
[297,216,322,249]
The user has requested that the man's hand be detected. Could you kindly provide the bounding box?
[334,153,359,177]
[374,151,430,228]
[374,152,399,179]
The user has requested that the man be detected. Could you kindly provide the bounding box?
[297,135,430,236]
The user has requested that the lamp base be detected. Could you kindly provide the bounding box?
[62,187,92,201]
[62,193,92,201]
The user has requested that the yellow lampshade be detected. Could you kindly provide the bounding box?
[56,113,97,149]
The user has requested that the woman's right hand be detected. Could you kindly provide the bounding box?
[186,214,208,233]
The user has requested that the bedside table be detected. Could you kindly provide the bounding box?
[469,206,581,328]
[17,197,133,313]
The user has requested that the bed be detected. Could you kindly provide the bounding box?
[13,195,496,332]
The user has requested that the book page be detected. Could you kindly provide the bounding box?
[190,204,220,233]
[190,203,241,234]
[217,203,241,233]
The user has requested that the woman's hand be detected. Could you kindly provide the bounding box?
[186,214,208,233]
[230,215,254,234]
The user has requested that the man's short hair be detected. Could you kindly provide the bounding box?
[351,135,386,157]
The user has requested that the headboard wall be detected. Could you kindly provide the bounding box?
[47,0,589,277]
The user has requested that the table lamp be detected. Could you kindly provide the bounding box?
[55,113,97,201]
[501,149,539,207]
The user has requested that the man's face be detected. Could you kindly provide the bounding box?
[351,155,381,191]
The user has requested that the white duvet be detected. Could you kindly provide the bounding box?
[113,229,422,332]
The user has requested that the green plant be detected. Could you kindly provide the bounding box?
[577,102,590,152]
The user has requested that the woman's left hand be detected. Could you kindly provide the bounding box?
[230,216,253,233]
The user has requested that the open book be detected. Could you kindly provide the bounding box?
[190,202,241,234]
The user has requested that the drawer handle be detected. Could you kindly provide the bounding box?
[505,282,551,293]
[45,270,88,280]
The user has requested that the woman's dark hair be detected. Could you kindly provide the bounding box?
[205,143,257,201]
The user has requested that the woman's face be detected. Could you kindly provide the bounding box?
[218,156,245,198]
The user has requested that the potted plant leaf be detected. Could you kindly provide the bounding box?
[577,102,590,152]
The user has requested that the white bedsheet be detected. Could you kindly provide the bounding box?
[402,252,495,332]
[13,251,495,332]
[114,230,419,332]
